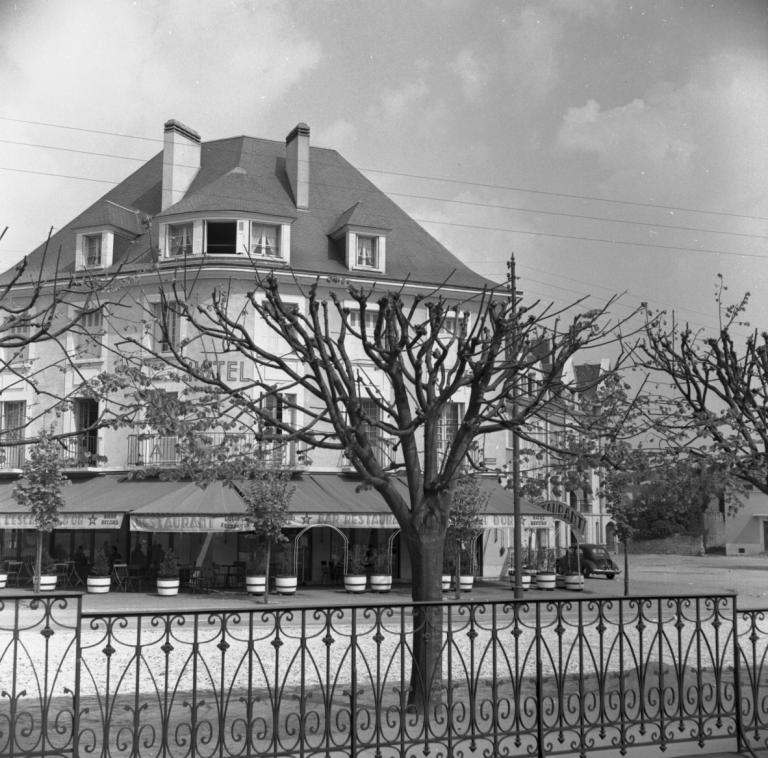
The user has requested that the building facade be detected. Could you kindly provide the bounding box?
[0,119,569,586]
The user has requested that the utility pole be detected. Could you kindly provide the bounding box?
[507,254,524,600]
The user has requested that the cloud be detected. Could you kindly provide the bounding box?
[316,120,358,152]
[449,49,489,101]
[374,80,431,122]
[555,51,768,214]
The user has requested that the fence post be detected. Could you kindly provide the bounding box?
[73,593,83,758]
[535,602,544,758]
[733,598,743,754]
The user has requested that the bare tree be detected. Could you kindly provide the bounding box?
[642,280,768,496]
[106,256,638,709]
[0,227,133,450]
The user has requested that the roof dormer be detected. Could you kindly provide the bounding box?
[330,203,390,275]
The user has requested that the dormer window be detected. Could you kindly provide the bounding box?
[76,229,114,270]
[84,234,102,267]
[158,216,292,261]
[168,223,193,256]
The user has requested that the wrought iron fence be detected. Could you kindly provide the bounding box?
[0,592,766,758]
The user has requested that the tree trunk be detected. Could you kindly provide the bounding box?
[402,520,446,713]
[34,530,42,594]
[262,543,271,604]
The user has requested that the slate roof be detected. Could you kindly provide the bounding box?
[8,129,494,292]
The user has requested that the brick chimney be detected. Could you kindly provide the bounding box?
[161,119,201,211]
[285,122,310,210]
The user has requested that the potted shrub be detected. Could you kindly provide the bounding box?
[274,548,297,595]
[156,549,180,596]
[535,548,557,591]
[368,546,392,593]
[245,550,268,596]
[12,430,69,593]
[442,546,456,592]
[87,550,112,594]
[0,553,7,590]
[241,469,293,603]
[344,544,368,593]
[446,474,487,598]
[38,551,58,592]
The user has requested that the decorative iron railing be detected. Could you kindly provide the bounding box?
[0,593,766,758]
[126,431,298,469]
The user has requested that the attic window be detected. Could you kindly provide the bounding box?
[206,221,237,254]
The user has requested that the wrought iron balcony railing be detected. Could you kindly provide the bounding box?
[126,431,299,469]
[0,434,102,470]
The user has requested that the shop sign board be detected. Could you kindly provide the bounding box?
[536,500,586,539]
[0,512,124,529]
[130,514,251,532]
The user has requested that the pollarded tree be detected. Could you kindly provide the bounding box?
[642,282,768,496]
[107,259,638,709]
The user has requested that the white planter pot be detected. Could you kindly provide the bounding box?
[87,576,111,594]
[274,575,297,595]
[157,578,180,596]
[344,574,367,593]
[565,574,585,592]
[535,572,557,591]
[441,574,453,592]
[369,574,392,593]
[509,572,532,591]
[245,575,267,595]
[0,573,7,589]
[459,575,474,592]
[38,574,57,592]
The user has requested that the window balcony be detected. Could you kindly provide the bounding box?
[127,432,302,470]
[0,442,27,469]
[57,435,103,468]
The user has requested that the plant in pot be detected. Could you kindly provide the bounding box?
[446,473,487,598]
[38,551,58,592]
[274,547,297,596]
[87,549,112,594]
[244,548,269,597]
[241,468,293,603]
[12,430,69,593]
[0,551,7,590]
[535,547,557,591]
[344,544,368,593]
[156,549,180,596]
[441,544,457,592]
[369,545,392,593]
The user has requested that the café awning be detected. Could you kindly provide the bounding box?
[129,481,250,532]
[0,475,181,530]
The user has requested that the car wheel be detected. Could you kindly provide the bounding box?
[606,573,615,580]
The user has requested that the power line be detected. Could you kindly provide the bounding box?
[1,163,764,263]
[2,113,765,224]
[3,137,766,240]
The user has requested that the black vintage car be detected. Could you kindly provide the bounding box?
[556,544,620,579]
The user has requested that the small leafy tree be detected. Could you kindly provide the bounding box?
[446,473,487,599]
[240,469,294,603]
[90,549,110,577]
[12,430,69,592]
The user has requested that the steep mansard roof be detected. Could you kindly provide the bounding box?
[10,132,494,292]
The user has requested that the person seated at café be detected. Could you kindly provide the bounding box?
[108,545,122,570]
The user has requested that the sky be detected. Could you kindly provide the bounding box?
[1,0,766,344]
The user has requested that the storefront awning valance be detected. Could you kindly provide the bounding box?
[129,481,250,532]
[0,475,182,530]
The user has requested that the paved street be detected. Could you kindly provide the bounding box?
[34,551,764,615]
